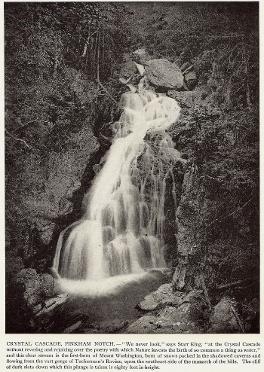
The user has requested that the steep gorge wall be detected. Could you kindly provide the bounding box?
[5,2,259,333]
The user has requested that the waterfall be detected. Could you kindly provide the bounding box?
[53,87,181,283]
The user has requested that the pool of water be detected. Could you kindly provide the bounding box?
[53,270,169,333]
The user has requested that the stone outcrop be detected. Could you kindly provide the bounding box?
[119,60,142,85]
[180,61,198,90]
[126,289,209,334]
[132,48,151,65]
[6,67,100,274]
[15,269,56,308]
[172,168,206,291]
[137,283,185,311]
[208,297,241,333]
[145,59,184,90]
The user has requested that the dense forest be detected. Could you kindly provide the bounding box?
[5,2,259,334]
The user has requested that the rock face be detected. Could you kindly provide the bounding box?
[170,157,219,293]
[119,60,142,85]
[145,59,184,90]
[6,67,100,281]
[180,61,198,90]
[22,124,98,241]
[208,297,241,333]
[138,283,185,311]
[15,269,55,308]
[172,169,205,291]
[132,48,151,65]
[10,268,70,332]
[126,289,209,334]
[6,115,99,280]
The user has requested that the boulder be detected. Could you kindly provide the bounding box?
[119,61,141,85]
[145,59,184,90]
[132,48,151,65]
[36,221,56,245]
[138,283,185,311]
[127,289,209,333]
[88,319,129,333]
[15,269,55,309]
[180,62,198,90]
[184,70,197,90]
[126,315,158,334]
[208,297,241,333]
[63,320,82,334]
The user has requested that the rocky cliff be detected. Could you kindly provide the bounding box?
[5,2,259,334]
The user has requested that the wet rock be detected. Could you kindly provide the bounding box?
[63,320,82,333]
[127,302,204,334]
[138,295,159,311]
[126,315,158,333]
[148,267,173,280]
[208,297,241,333]
[138,283,184,311]
[128,289,209,333]
[145,59,184,90]
[35,294,68,317]
[92,319,128,333]
[119,61,141,85]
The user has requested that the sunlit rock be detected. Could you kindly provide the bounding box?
[145,59,184,90]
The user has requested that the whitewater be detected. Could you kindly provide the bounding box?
[52,78,181,295]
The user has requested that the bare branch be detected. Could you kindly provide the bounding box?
[97,81,118,105]
[230,304,245,333]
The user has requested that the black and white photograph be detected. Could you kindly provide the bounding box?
[5,1,259,335]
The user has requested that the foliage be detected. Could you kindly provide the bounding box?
[5,2,129,160]
[123,2,258,292]
[5,2,259,308]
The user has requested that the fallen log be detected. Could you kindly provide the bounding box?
[217,276,258,290]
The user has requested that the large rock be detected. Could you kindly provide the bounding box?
[119,61,141,85]
[172,169,208,291]
[15,269,55,309]
[80,319,129,334]
[145,59,184,90]
[138,283,185,311]
[127,289,208,334]
[132,48,151,65]
[180,62,198,90]
[208,297,241,333]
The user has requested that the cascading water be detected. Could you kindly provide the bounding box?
[53,85,181,288]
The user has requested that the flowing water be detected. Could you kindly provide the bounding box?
[53,86,181,295]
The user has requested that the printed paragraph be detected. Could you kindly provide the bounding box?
[6,341,262,370]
